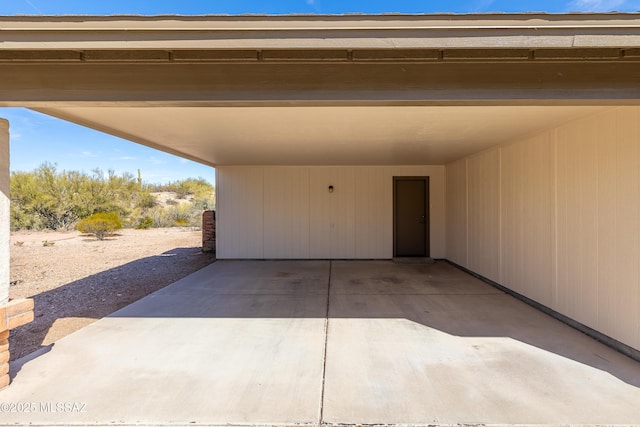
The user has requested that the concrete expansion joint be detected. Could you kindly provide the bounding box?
[318,260,332,425]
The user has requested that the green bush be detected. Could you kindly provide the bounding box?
[10,164,145,231]
[135,192,157,209]
[148,178,214,199]
[134,216,154,230]
[77,212,123,240]
[10,163,215,232]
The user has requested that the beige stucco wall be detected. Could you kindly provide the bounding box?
[217,165,445,259]
[0,119,9,305]
[446,106,640,352]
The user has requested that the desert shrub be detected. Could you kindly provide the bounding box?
[10,165,83,230]
[135,192,157,209]
[11,200,43,231]
[191,197,214,211]
[11,163,214,231]
[148,178,214,199]
[10,163,145,231]
[147,207,172,228]
[77,212,122,240]
[173,205,192,226]
[134,216,154,230]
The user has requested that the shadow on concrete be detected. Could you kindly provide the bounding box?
[9,246,216,362]
[107,260,640,389]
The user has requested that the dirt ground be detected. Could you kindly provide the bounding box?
[8,228,216,361]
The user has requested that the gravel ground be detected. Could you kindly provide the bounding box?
[8,228,216,361]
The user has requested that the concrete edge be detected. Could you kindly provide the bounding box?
[323,424,640,427]
[4,423,636,427]
[445,259,640,364]
[0,424,319,427]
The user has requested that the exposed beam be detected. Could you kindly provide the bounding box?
[0,48,639,63]
[0,61,639,106]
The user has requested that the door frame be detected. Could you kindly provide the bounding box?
[393,176,430,257]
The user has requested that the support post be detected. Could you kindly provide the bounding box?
[0,119,8,306]
[0,119,34,391]
[202,210,216,253]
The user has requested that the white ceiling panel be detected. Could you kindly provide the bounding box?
[37,105,607,165]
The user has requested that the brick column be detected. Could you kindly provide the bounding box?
[0,119,33,391]
[0,330,8,390]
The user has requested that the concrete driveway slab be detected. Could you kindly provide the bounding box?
[1,261,330,426]
[1,260,640,426]
[323,261,640,425]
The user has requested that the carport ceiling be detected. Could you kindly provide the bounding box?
[36,105,605,166]
[6,13,636,166]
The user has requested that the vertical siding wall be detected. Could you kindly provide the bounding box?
[217,166,445,259]
[446,106,640,352]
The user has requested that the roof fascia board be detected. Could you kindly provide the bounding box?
[2,14,640,51]
[1,32,640,51]
[0,13,640,56]
[2,13,640,31]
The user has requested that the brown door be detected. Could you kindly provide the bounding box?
[394,177,429,257]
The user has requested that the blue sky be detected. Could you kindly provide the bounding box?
[1,0,638,184]
[0,109,208,185]
[1,0,639,14]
